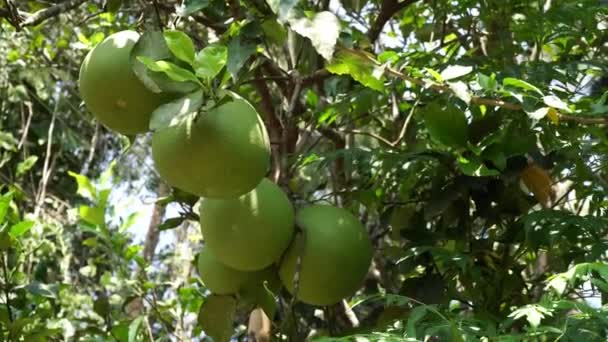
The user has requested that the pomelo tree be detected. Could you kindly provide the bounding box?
[0,0,607,341]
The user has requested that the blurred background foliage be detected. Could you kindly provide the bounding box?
[0,0,607,340]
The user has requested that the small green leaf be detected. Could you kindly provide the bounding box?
[158,217,185,231]
[0,192,13,223]
[289,11,340,60]
[137,56,201,85]
[425,68,443,82]
[193,45,227,79]
[457,155,500,177]
[477,73,497,92]
[198,295,237,342]
[422,102,468,147]
[164,30,196,64]
[149,90,204,131]
[178,0,210,15]
[0,132,17,151]
[503,77,543,96]
[9,220,34,239]
[68,171,96,201]
[227,38,256,79]
[16,156,38,177]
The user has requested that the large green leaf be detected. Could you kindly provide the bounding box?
[68,171,96,201]
[227,37,256,79]
[421,102,468,147]
[137,56,201,85]
[149,90,204,130]
[326,50,385,92]
[193,44,227,79]
[164,30,196,65]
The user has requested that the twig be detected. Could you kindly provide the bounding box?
[17,102,33,150]
[34,106,57,218]
[80,122,100,176]
[368,0,421,44]
[1,253,12,326]
[144,316,155,342]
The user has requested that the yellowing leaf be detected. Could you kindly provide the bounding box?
[547,107,560,125]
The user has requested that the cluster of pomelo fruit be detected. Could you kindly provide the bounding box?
[78,30,373,306]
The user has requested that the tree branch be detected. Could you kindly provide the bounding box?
[19,0,87,27]
[340,46,608,125]
[368,0,421,44]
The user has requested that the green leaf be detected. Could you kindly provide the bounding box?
[137,56,201,85]
[542,95,571,112]
[425,68,443,82]
[448,81,471,104]
[9,220,34,239]
[16,156,38,177]
[128,316,144,342]
[422,102,468,147]
[25,282,58,299]
[106,0,122,13]
[226,38,256,79]
[289,11,340,60]
[406,306,428,337]
[508,304,551,328]
[0,132,17,151]
[261,19,287,45]
[193,44,227,79]
[239,281,278,319]
[326,50,384,92]
[119,212,143,233]
[130,31,172,93]
[178,0,209,15]
[0,192,13,223]
[164,30,196,64]
[158,217,185,231]
[149,90,204,130]
[441,65,473,80]
[503,77,543,96]
[68,171,96,201]
[457,155,500,177]
[478,73,497,92]
[79,205,105,226]
[198,295,237,342]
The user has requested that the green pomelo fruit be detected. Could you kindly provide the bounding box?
[200,178,295,271]
[151,97,270,199]
[197,247,268,295]
[78,30,169,135]
[279,205,373,306]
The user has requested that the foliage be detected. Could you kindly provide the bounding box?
[1,0,607,341]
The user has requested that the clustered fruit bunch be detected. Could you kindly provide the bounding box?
[78,30,373,307]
